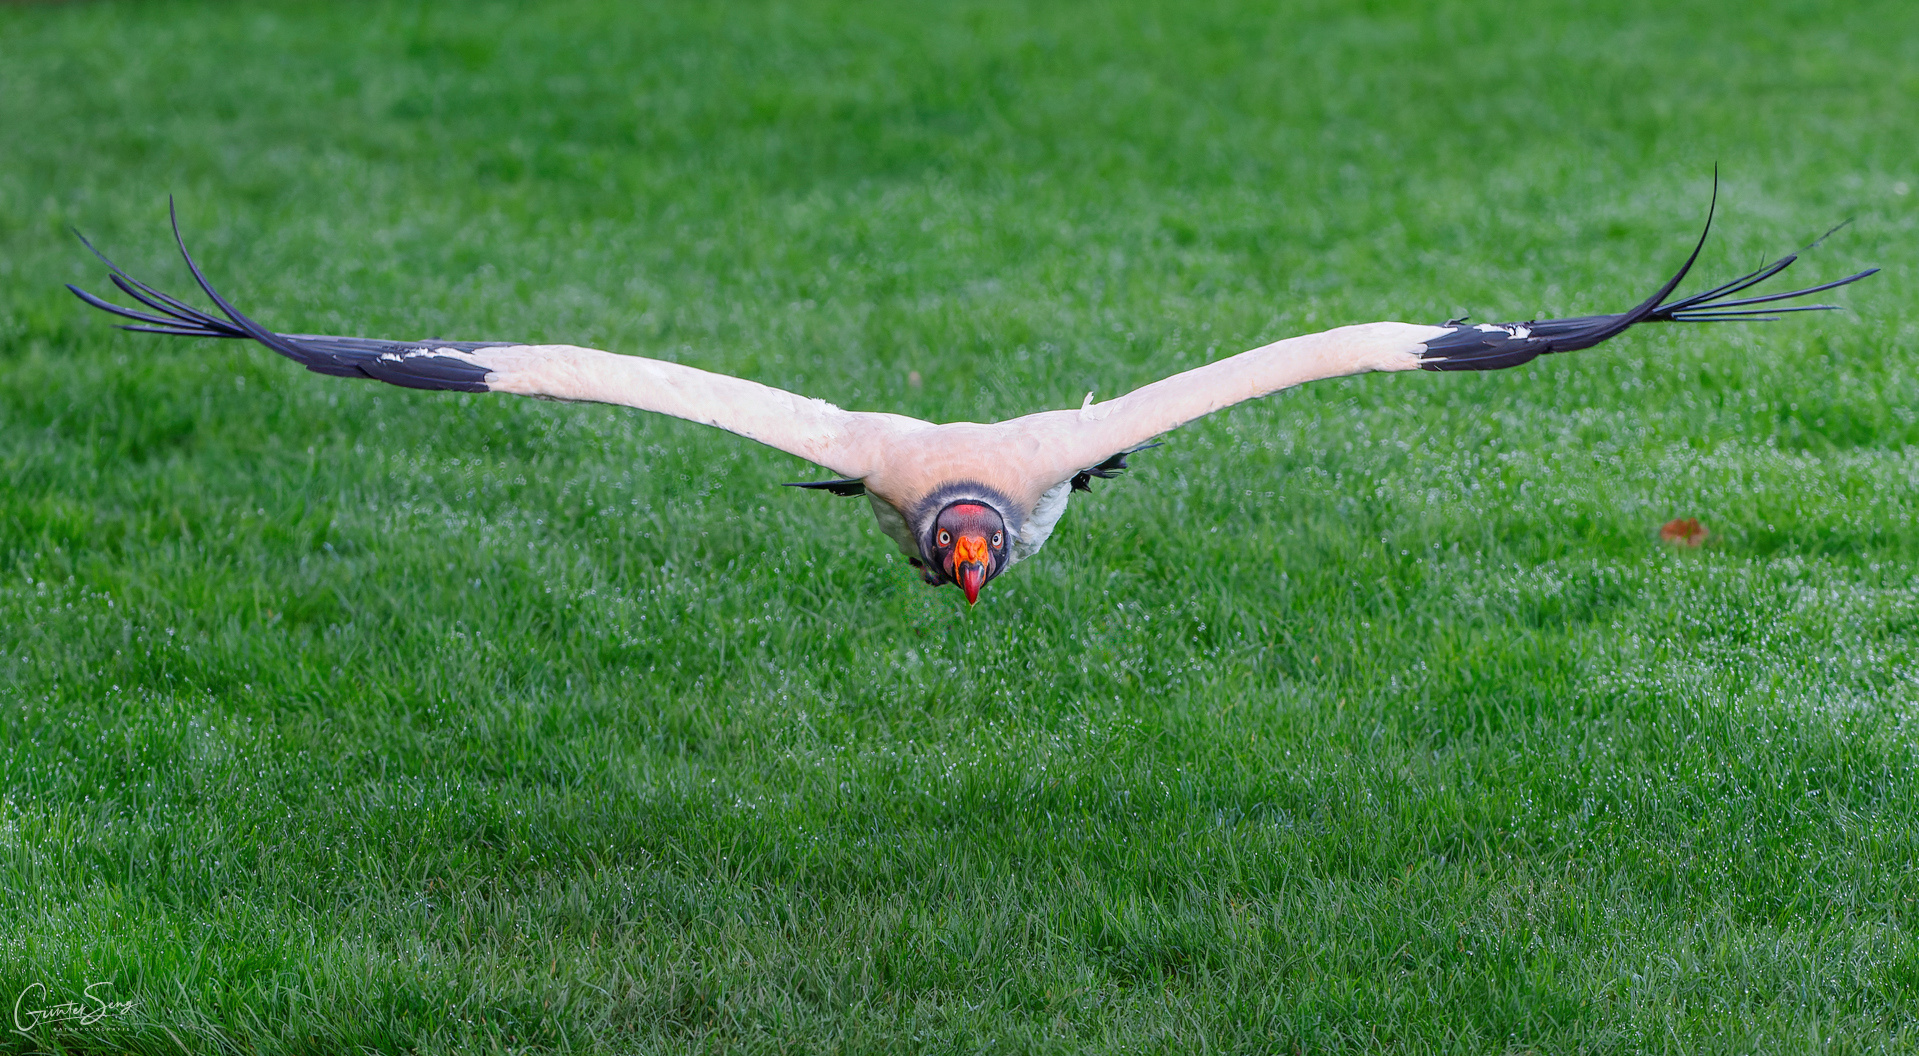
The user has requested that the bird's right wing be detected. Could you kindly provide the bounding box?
[68,209,926,480]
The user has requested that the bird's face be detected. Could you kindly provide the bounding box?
[930,502,1008,605]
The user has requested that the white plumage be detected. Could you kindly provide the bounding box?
[70,195,1873,603]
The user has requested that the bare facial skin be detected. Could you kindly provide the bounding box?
[931,503,1008,604]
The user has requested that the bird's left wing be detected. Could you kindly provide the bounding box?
[67,210,926,480]
[1004,190,1876,491]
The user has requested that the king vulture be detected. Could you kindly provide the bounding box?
[70,193,1875,604]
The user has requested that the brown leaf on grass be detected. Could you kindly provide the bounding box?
[1659,517,1707,547]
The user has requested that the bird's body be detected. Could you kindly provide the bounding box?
[71,192,1874,603]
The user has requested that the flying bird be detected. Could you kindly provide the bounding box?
[70,193,1874,604]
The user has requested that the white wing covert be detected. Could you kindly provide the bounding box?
[1002,189,1876,494]
[997,321,1448,493]
[67,209,924,480]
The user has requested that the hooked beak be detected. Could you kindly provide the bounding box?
[952,534,989,605]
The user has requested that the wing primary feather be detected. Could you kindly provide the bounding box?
[1421,175,1875,373]
[66,240,240,339]
[1657,268,1879,315]
[75,227,251,339]
[1561,170,1723,349]
[1667,304,1847,321]
[163,198,315,363]
[105,273,232,333]
[1650,220,1855,315]
[68,204,498,393]
[119,324,251,336]
[64,283,193,330]
[1652,254,1801,315]
[70,204,924,481]
[67,279,238,339]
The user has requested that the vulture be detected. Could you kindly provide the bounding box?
[70,194,1874,604]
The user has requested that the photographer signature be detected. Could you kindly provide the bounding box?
[12,981,136,1034]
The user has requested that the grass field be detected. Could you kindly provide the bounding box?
[2,0,1916,1051]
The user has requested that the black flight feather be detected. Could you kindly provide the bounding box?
[783,478,867,496]
[68,201,506,393]
[1419,178,1876,372]
[1072,442,1162,493]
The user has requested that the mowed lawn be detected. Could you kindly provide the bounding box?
[1,0,1916,1051]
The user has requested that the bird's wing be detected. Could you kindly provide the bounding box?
[67,208,926,480]
[1006,187,1876,490]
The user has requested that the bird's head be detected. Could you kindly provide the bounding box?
[927,501,1009,605]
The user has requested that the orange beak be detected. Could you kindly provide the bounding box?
[953,534,989,605]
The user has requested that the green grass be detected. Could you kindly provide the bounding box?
[1,0,1916,1051]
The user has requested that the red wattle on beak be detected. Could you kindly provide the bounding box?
[952,533,990,605]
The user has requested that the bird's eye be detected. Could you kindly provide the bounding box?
[991,531,1003,548]
[937,530,951,547]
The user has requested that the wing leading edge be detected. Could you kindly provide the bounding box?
[69,203,926,480]
[1000,182,1876,490]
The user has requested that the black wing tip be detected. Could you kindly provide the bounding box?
[70,205,498,395]
[1420,179,1876,373]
